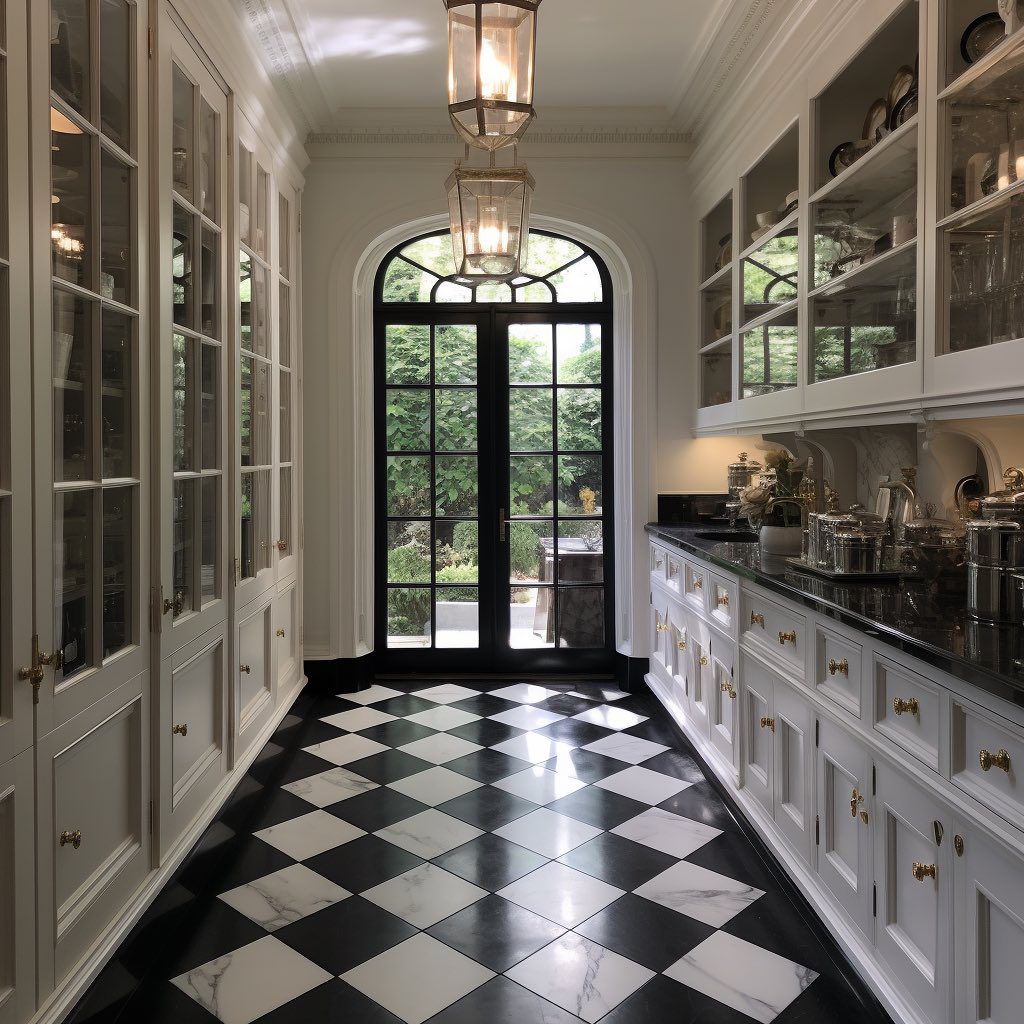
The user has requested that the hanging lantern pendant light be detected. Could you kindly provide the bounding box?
[446,1,541,152]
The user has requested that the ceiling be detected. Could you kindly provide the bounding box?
[239,0,794,137]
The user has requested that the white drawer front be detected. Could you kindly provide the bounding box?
[741,588,806,678]
[709,572,737,635]
[665,550,683,595]
[650,543,667,584]
[814,625,862,718]
[275,587,298,681]
[172,635,225,797]
[238,604,271,725]
[874,657,942,773]
[952,699,1024,828]
[683,560,709,613]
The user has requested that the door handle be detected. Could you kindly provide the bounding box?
[499,507,507,543]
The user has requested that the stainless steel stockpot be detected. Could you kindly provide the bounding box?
[833,530,885,574]
[966,563,1024,623]
[966,519,1024,568]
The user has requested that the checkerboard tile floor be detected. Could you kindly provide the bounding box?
[66,681,894,1024]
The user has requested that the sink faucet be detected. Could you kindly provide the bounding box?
[877,479,915,541]
[764,496,810,558]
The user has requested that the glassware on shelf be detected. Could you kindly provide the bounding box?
[700,350,732,408]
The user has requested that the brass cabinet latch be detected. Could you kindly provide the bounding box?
[828,658,849,677]
[276,540,288,552]
[59,829,82,850]
[172,723,188,737]
[892,696,919,717]
[717,594,730,608]
[912,861,937,882]
[979,748,1011,773]
[19,635,60,704]
[760,716,775,731]
[750,611,765,628]
[276,628,286,638]
[779,630,797,645]
[851,787,868,823]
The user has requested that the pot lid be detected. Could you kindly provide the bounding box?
[728,452,762,472]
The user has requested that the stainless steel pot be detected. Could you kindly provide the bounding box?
[980,491,1024,524]
[817,512,859,569]
[966,519,1024,568]
[834,530,885,574]
[967,563,1024,623]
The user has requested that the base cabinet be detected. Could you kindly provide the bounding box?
[235,597,275,764]
[0,750,35,1024]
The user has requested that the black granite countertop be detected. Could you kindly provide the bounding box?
[646,522,1024,711]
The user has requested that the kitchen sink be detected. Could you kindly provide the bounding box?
[695,530,759,543]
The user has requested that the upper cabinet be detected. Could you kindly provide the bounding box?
[692,0,1024,434]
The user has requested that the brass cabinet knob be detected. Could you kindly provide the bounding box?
[779,630,797,645]
[750,611,765,628]
[276,628,286,638]
[892,696,919,717]
[172,723,188,736]
[911,861,937,882]
[717,594,730,608]
[954,834,965,857]
[760,716,775,731]
[828,658,849,677]
[655,623,668,633]
[677,639,688,650]
[699,656,709,667]
[59,829,82,849]
[276,540,288,552]
[693,577,704,590]
[163,592,185,616]
[979,748,1011,773]
[39,649,63,670]
[240,663,251,674]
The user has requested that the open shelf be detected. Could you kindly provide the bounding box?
[941,10,1024,98]
[810,238,917,299]
[939,166,1024,232]
[700,192,734,283]
[699,334,732,355]
[699,262,733,293]
[739,208,798,262]
[741,297,798,335]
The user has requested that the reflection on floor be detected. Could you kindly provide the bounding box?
[66,680,894,1024]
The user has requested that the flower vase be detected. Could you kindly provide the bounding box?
[759,524,803,557]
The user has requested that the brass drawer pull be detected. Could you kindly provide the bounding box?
[677,639,688,651]
[699,655,709,667]
[750,611,765,628]
[172,723,188,737]
[720,681,737,698]
[892,697,919,717]
[276,628,286,638]
[912,861,937,882]
[779,630,797,645]
[240,663,251,674]
[693,577,704,590]
[828,658,849,677]
[760,716,775,731]
[60,829,82,850]
[979,748,1011,773]
[717,594,730,608]
[655,623,668,633]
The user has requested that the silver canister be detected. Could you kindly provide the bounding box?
[833,530,885,574]
[966,519,1024,568]
[967,563,1024,624]
[818,512,859,570]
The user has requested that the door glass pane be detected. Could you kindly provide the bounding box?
[172,205,193,328]
[201,476,218,602]
[509,388,551,451]
[171,64,193,201]
[385,324,430,383]
[387,456,430,516]
[557,389,601,451]
[510,585,554,649]
[240,471,270,579]
[435,456,477,517]
[279,466,292,557]
[436,521,477,582]
[53,291,92,482]
[199,99,217,221]
[509,323,552,383]
[51,0,90,116]
[386,389,430,452]
[100,0,130,150]
[556,521,603,583]
[173,479,194,616]
[200,226,219,337]
[102,486,131,657]
[56,490,93,676]
[238,145,252,245]
[557,588,605,648]
[279,283,291,366]
[101,150,131,304]
[388,521,431,583]
[436,587,478,648]
[557,455,602,515]
[387,589,431,648]
[510,455,552,515]
[509,521,548,583]
[201,342,218,469]
[435,325,476,383]
[557,325,602,383]
[435,389,476,451]
[101,310,131,478]
[172,333,193,472]
[51,114,91,288]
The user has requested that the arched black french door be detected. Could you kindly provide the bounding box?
[374,229,614,674]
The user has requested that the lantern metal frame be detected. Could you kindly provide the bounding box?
[445,0,542,151]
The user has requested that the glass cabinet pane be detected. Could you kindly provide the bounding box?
[51,112,91,288]
[201,477,218,601]
[278,193,290,278]
[56,490,93,677]
[200,226,218,337]
[279,371,291,462]
[172,205,193,328]
[172,333,193,472]
[742,228,798,325]
[99,0,130,150]
[172,64,193,201]
[279,283,291,367]
[101,311,131,478]
[53,292,92,482]
[240,470,270,579]
[255,164,269,259]
[238,145,252,245]
[199,99,217,221]
[173,479,194,616]
[102,486,132,657]
[101,150,131,304]
[279,467,292,554]
[700,350,732,408]
[741,311,798,397]
[239,254,269,357]
[201,343,218,469]
[51,0,91,116]
[240,356,269,467]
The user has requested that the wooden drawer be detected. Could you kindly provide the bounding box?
[813,624,862,718]
[952,698,1024,828]
[741,588,806,678]
[683,560,709,613]
[650,543,667,584]
[275,586,299,684]
[665,550,683,595]
[709,571,737,635]
[873,657,943,772]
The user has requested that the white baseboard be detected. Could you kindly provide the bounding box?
[34,680,308,1024]
[645,673,928,1024]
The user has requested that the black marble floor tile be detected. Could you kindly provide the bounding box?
[558,832,678,891]
[327,788,431,831]
[446,717,525,747]
[448,693,521,717]
[179,828,295,896]
[342,749,436,784]
[437,785,537,831]
[574,893,715,972]
[538,747,624,783]
[257,979,404,1024]
[373,694,438,717]
[275,896,417,976]
[533,717,613,746]
[432,833,547,890]
[546,786,649,830]
[163,898,268,977]
[600,974,755,1024]
[684,828,782,893]
[304,835,425,892]
[657,780,742,832]
[622,716,684,745]
[63,958,140,1024]
[117,981,221,1024]
[427,894,566,972]
[425,975,581,1024]
[357,718,439,747]
[444,748,533,784]
[773,971,891,1024]
[248,746,335,786]
[219,786,313,833]
[271,715,345,750]
[540,694,607,717]
[639,748,706,785]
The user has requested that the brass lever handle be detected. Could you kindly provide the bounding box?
[779,630,797,645]
[851,787,864,819]
[38,649,63,670]
[163,592,185,615]
[828,658,848,677]
[172,723,188,736]
[240,664,251,674]
[912,861,937,882]
[750,611,765,628]
[760,716,775,731]
[693,577,704,590]
[717,595,730,607]
[893,696,919,717]
[979,748,1011,773]
[59,829,82,850]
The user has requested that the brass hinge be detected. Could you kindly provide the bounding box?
[872,764,877,796]
[233,558,240,585]
[815,719,819,747]
[149,801,154,835]
[815,815,819,845]
[151,586,163,635]
[872,883,877,917]
[148,27,155,59]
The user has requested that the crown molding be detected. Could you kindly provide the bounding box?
[307,125,693,147]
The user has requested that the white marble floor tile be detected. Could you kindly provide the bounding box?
[405,706,481,732]
[281,767,379,807]
[341,933,494,1024]
[362,862,487,929]
[571,687,630,701]
[581,733,670,765]
[634,859,765,926]
[489,683,560,704]
[490,732,577,765]
[254,810,365,861]
[498,861,624,928]
[488,706,565,730]
[595,766,692,805]
[664,931,819,1023]
[218,864,350,931]
[493,807,602,859]
[387,766,482,806]
[572,705,648,730]
[397,733,483,765]
[506,933,654,1023]
[415,683,482,705]
[302,733,389,766]
[335,684,404,705]
[612,806,721,858]
[171,935,332,1024]
[319,706,397,732]
[492,766,587,805]
[374,808,483,859]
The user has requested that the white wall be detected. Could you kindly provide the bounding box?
[300,139,750,661]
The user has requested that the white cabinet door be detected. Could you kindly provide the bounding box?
[686,611,711,737]
[234,596,274,763]
[708,635,738,768]
[873,763,952,1024]
[954,826,1024,1024]
[0,749,35,1024]
[815,717,873,937]
[274,585,300,694]
[772,681,814,861]
[665,599,688,713]
[741,655,774,818]
[650,589,671,681]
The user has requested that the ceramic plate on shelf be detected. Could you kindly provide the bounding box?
[886,66,915,127]
[961,13,1005,64]
[713,234,732,271]
[828,141,854,177]
[862,98,889,143]
[890,87,918,129]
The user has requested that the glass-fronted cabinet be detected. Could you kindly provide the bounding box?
[276,186,299,582]
[698,192,733,411]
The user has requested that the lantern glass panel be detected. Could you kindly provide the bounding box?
[448,169,533,280]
